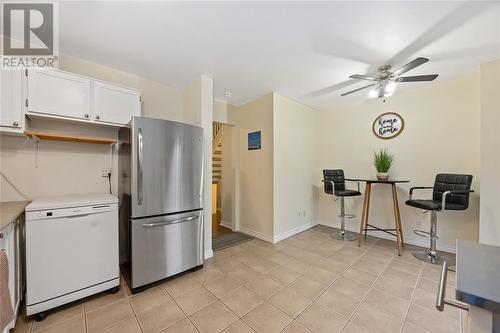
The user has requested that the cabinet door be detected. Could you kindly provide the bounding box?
[93,81,141,125]
[0,69,24,130]
[27,68,92,120]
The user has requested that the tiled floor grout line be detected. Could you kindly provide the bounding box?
[164,285,202,333]
[283,239,381,332]
[202,277,277,332]
[213,248,312,332]
[309,239,376,303]
[399,262,425,333]
[126,294,145,333]
[337,244,397,333]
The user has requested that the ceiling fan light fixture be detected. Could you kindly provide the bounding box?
[368,88,378,98]
[384,82,396,94]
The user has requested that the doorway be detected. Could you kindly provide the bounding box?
[211,122,233,238]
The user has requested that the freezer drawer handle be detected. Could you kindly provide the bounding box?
[142,214,198,228]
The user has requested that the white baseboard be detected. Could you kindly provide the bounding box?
[220,220,234,230]
[273,222,316,243]
[317,221,456,254]
[204,249,214,259]
[238,226,274,243]
[238,223,316,244]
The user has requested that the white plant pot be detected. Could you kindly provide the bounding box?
[376,172,389,180]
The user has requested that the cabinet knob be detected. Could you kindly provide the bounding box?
[12,122,19,127]
[84,114,89,118]
[0,233,3,239]
[96,115,100,120]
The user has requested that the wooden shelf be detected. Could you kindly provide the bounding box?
[24,131,117,145]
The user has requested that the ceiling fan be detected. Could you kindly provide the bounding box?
[341,57,438,98]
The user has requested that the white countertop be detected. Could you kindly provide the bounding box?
[0,201,30,231]
[26,194,118,211]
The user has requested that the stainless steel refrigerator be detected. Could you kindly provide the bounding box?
[118,117,204,292]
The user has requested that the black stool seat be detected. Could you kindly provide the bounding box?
[335,190,361,197]
[406,199,468,211]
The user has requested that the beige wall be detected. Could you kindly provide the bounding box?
[237,93,274,239]
[479,59,500,246]
[316,74,481,252]
[182,78,202,126]
[273,94,318,237]
[0,118,118,201]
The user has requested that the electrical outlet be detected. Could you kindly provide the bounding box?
[101,168,112,177]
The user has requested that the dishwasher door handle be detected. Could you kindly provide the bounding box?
[436,261,469,312]
[142,214,199,228]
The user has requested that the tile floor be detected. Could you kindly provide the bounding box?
[13,225,463,333]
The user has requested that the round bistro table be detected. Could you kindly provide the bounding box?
[349,179,410,255]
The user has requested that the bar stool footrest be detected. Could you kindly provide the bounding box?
[413,229,438,240]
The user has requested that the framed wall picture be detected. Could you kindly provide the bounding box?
[248,131,261,150]
[372,112,404,139]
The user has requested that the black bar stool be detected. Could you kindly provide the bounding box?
[322,169,361,241]
[406,173,474,265]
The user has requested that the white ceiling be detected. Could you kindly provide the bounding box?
[58,1,500,110]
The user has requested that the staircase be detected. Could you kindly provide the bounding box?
[212,122,222,183]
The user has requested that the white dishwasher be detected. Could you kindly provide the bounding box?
[25,194,119,319]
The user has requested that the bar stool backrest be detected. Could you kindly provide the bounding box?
[323,169,345,195]
[432,174,473,210]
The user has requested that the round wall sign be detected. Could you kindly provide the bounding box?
[372,112,404,139]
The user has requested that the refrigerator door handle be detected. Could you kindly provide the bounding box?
[141,214,199,228]
[137,127,143,206]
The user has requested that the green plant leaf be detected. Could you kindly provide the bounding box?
[373,148,394,172]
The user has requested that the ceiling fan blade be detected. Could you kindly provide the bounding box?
[349,74,379,81]
[341,83,377,96]
[393,57,429,76]
[397,74,438,82]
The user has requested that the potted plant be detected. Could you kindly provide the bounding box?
[374,148,394,180]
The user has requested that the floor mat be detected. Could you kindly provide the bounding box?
[213,232,253,251]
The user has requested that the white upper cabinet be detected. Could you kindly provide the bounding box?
[93,81,141,125]
[27,68,92,120]
[0,68,24,133]
[25,68,141,126]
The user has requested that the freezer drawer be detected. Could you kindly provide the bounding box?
[131,210,203,288]
[26,204,119,306]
